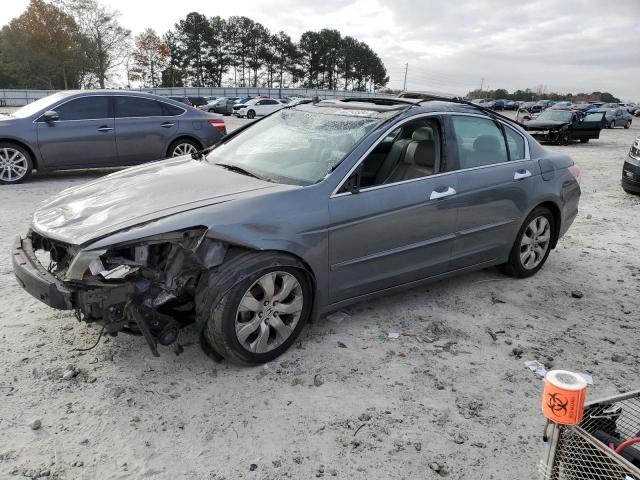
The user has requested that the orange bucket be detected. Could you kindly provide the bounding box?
[541,370,587,425]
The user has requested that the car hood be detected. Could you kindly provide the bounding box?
[526,119,569,130]
[32,156,285,245]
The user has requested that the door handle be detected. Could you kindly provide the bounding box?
[429,186,456,200]
[514,169,532,180]
[97,126,113,132]
[161,122,175,128]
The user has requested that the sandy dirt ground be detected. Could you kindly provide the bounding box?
[0,110,639,480]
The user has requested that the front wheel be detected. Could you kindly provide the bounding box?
[624,121,631,129]
[0,143,33,185]
[246,109,256,119]
[499,206,554,278]
[201,253,312,365]
[557,131,570,145]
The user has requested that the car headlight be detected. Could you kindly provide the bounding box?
[66,228,214,281]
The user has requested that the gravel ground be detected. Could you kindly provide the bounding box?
[0,109,639,480]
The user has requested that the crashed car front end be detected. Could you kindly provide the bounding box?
[13,227,227,356]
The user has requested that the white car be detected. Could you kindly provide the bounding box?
[234,98,284,119]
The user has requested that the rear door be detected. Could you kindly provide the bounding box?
[113,96,179,164]
[36,95,118,168]
[447,114,538,269]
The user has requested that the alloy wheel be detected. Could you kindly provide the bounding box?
[235,271,304,354]
[172,143,197,157]
[519,216,551,270]
[0,147,29,182]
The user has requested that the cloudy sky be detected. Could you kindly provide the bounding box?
[5,0,640,99]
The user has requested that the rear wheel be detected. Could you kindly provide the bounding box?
[201,252,312,365]
[0,143,33,185]
[624,121,631,129]
[499,206,554,278]
[168,139,200,158]
[247,109,256,119]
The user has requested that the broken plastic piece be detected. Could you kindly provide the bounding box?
[99,264,139,280]
[387,332,400,339]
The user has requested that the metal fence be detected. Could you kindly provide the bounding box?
[0,87,384,107]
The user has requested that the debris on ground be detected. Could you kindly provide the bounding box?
[524,360,594,384]
[326,311,350,324]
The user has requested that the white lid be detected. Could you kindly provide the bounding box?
[545,370,588,391]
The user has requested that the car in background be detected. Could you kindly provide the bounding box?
[234,98,285,119]
[167,96,208,108]
[231,97,255,113]
[207,97,240,115]
[524,109,605,145]
[530,100,555,113]
[600,108,633,129]
[0,90,226,184]
[622,137,640,195]
[492,99,507,110]
[206,96,218,103]
[12,96,581,364]
[549,101,573,109]
[288,98,313,106]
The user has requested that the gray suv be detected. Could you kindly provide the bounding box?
[0,91,226,184]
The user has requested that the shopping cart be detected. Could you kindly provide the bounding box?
[541,390,640,479]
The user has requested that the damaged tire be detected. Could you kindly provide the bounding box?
[199,251,313,365]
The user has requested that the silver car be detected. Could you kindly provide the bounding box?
[0,91,226,184]
[13,98,581,364]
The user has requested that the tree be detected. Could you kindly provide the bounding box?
[175,12,211,86]
[205,16,231,87]
[0,0,88,89]
[130,29,169,87]
[161,31,184,87]
[61,0,131,88]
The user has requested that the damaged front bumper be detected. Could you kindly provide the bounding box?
[12,235,76,310]
[12,228,228,356]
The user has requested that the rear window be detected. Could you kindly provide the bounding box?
[115,96,165,117]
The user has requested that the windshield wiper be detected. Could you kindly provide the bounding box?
[215,163,266,181]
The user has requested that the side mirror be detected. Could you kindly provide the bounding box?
[42,110,59,122]
[342,167,362,194]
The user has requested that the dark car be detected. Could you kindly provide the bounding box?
[0,91,226,184]
[167,96,208,108]
[209,97,240,115]
[492,99,507,110]
[530,100,555,113]
[12,96,581,364]
[524,109,605,145]
[622,137,640,195]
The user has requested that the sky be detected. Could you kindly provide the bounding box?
[4,0,640,99]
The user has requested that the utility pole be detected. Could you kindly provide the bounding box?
[480,78,484,92]
[402,63,408,91]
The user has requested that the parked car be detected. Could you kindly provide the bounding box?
[524,109,605,145]
[234,98,284,118]
[549,101,573,110]
[205,97,239,115]
[0,90,226,184]
[12,97,581,364]
[231,97,255,113]
[621,137,640,195]
[531,100,555,113]
[601,108,633,129]
[492,99,507,110]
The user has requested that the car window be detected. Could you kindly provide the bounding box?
[266,100,278,105]
[504,126,525,161]
[349,118,442,190]
[115,96,165,118]
[54,96,110,121]
[451,116,508,169]
[162,103,185,116]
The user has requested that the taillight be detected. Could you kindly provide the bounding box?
[568,164,581,184]
[208,119,226,134]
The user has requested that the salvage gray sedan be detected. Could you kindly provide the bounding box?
[12,98,581,364]
[0,90,226,184]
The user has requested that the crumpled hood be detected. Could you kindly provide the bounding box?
[32,156,281,245]
[526,119,568,130]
